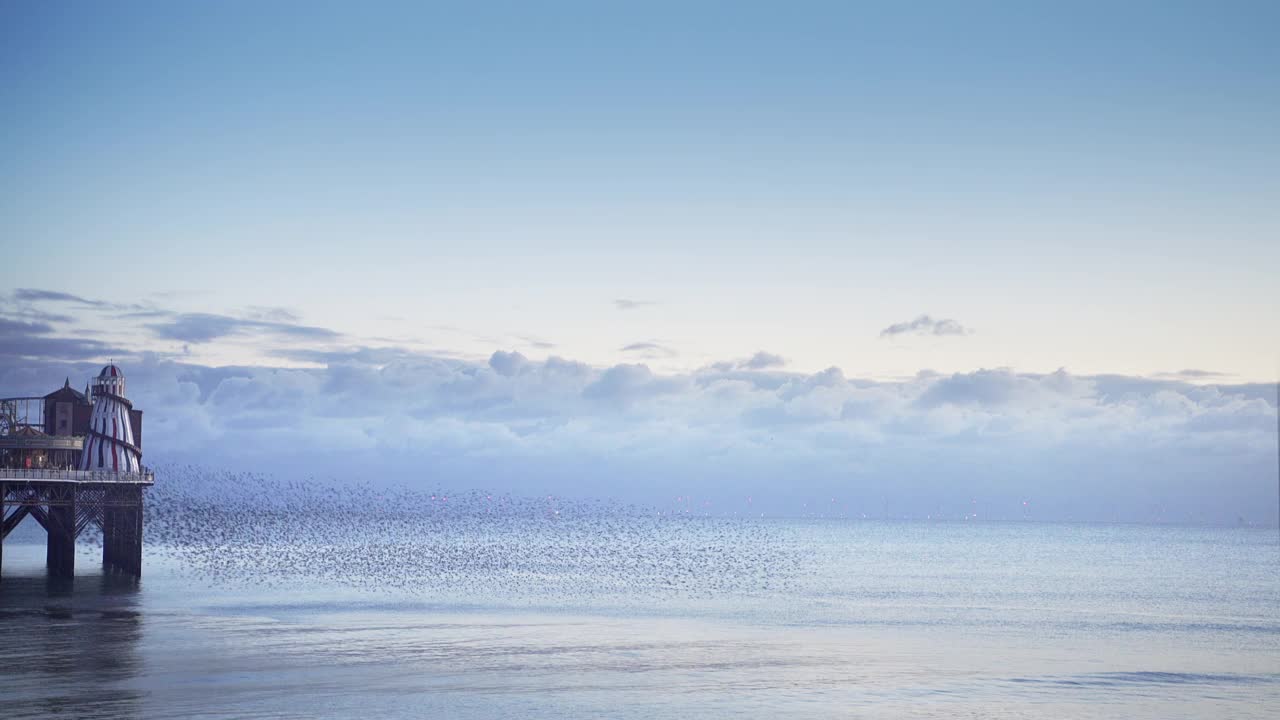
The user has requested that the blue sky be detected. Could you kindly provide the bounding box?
[1,2,1277,522]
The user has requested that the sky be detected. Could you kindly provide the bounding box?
[1,2,1277,523]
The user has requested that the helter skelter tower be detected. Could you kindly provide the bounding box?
[81,364,142,473]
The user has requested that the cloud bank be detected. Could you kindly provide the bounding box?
[1,352,1273,526]
[2,289,1275,525]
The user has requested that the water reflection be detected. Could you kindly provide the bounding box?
[0,567,144,719]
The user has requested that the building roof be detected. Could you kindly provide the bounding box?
[99,364,123,379]
[44,378,89,403]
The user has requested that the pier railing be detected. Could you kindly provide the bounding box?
[0,468,155,485]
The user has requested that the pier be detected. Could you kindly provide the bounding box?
[1,469,154,578]
[0,366,153,579]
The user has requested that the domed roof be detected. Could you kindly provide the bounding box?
[99,364,123,379]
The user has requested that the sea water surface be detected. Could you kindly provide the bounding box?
[2,519,1278,719]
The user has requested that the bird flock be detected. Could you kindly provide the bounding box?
[131,466,800,602]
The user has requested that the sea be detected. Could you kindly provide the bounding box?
[1,515,1278,719]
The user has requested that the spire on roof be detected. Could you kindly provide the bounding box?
[65,377,71,388]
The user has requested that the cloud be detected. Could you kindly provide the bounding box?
[582,363,685,403]
[13,288,110,307]
[516,336,556,350]
[243,306,301,324]
[743,351,785,369]
[0,302,1273,525]
[145,313,340,344]
[273,345,427,366]
[620,341,677,359]
[880,314,971,338]
[614,299,657,311]
[0,351,1272,525]
[0,317,54,335]
[12,290,332,347]
[0,305,76,324]
[489,350,529,377]
[916,368,1030,408]
[12,288,154,315]
[703,352,787,373]
[1156,369,1233,381]
[0,317,131,361]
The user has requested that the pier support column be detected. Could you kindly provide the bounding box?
[130,487,144,576]
[103,487,143,577]
[46,500,76,579]
[102,503,115,571]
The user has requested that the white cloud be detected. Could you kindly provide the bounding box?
[1,352,1274,525]
[880,314,971,338]
[744,351,785,369]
